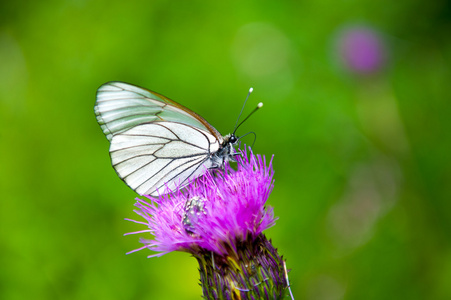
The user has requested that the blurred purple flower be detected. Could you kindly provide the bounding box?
[336,26,388,74]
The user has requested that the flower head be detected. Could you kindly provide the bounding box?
[126,149,276,257]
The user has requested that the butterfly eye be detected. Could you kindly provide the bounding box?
[229,135,238,144]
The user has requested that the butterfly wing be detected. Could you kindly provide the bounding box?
[95,82,222,196]
[95,81,223,142]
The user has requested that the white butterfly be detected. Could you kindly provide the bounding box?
[94,82,259,197]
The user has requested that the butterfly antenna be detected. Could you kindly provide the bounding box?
[233,87,263,135]
[234,87,253,131]
[233,102,263,135]
[237,131,257,148]
[233,88,254,133]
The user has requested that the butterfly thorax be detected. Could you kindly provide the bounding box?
[210,134,238,168]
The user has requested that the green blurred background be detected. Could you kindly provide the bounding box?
[1,1,451,299]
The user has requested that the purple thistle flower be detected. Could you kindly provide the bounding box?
[127,149,276,257]
[126,149,293,299]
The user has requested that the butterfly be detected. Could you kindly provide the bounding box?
[94,81,260,197]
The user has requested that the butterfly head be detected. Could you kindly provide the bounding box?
[223,133,239,155]
[227,133,238,144]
